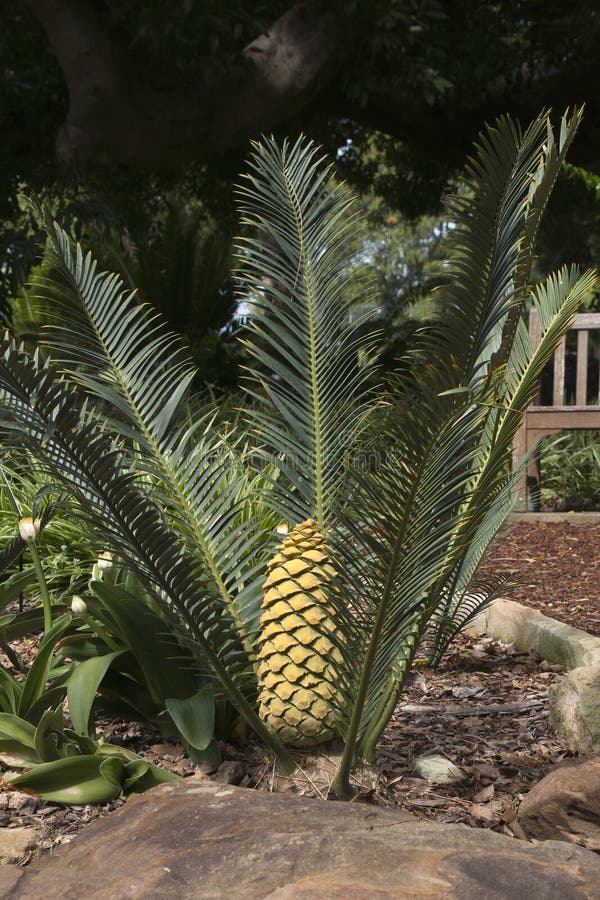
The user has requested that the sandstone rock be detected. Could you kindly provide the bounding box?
[0,826,40,864]
[470,599,600,668]
[1,781,599,898]
[517,755,600,851]
[549,667,600,752]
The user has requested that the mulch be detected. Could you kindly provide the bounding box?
[481,518,600,637]
[4,518,600,865]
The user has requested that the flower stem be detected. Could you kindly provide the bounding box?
[82,615,121,653]
[28,540,53,635]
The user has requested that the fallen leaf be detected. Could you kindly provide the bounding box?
[471,763,500,783]
[469,803,497,822]
[473,784,494,803]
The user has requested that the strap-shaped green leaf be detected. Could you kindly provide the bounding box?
[166,686,215,751]
[89,578,197,705]
[4,754,126,803]
[67,651,125,736]
[0,712,36,748]
[17,613,72,718]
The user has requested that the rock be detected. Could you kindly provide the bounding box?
[0,792,36,812]
[469,599,600,668]
[1,781,599,898]
[517,755,600,851]
[412,754,465,784]
[549,667,600,752]
[0,826,40,864]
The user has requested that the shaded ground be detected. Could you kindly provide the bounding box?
[5,519,599,864]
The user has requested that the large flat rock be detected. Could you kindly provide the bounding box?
[2,780,600,898]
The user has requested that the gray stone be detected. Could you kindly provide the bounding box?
[0,826,40,864]
[468,599,600,668]
[411,754,465,784]
[517,755,600,852]
[1,780,599,898]
[549,667,600,752]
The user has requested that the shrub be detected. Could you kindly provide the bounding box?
[540,429,600,510]
[0,110,594,798]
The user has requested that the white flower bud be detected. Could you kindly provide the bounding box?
[276,523,289,535]
[97,552,113,571]
[71,595,88,616]
[18,517,41,544]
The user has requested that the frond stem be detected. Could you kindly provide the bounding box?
[282,170,325,528]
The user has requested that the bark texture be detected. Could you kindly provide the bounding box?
[27,0,341,168]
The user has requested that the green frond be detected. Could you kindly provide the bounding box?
[31,217,273,662]
[326,112,595,795]
[425,575,512,667]
[439,110,582,389]
[236,135,378,529]
[424,475,516,666]
[416,266,595,666]
[491,109,583,368]
[490,266,597,459]
[330,394,490,779]
[0,335,293,772]
[37,220,196,443]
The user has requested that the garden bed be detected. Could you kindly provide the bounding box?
[4,519,598,864]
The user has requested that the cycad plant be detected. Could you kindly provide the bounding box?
[0,110,595,798]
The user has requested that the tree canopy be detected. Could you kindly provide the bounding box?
[7,1,600,182]
[3,1,600,383]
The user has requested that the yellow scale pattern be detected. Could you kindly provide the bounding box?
[257,519,343,747]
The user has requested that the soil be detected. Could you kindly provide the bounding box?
[3,518,600,865]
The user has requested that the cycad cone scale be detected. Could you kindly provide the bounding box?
[257,519,342,747]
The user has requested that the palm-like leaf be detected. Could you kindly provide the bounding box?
[0,336,294,771]
[423,264,595,665]
[236,136,378,529]
[440,109,582,389]
[30,217,277,660]
[328,387,490,780]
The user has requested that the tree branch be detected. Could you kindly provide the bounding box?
[24,0,600,171]
[26,0,342,168]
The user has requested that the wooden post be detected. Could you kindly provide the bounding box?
[576,330,589,406]
[512,421,528,511]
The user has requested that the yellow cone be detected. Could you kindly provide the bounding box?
[257,519,343,746]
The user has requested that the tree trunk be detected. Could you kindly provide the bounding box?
[27,0,342,168]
